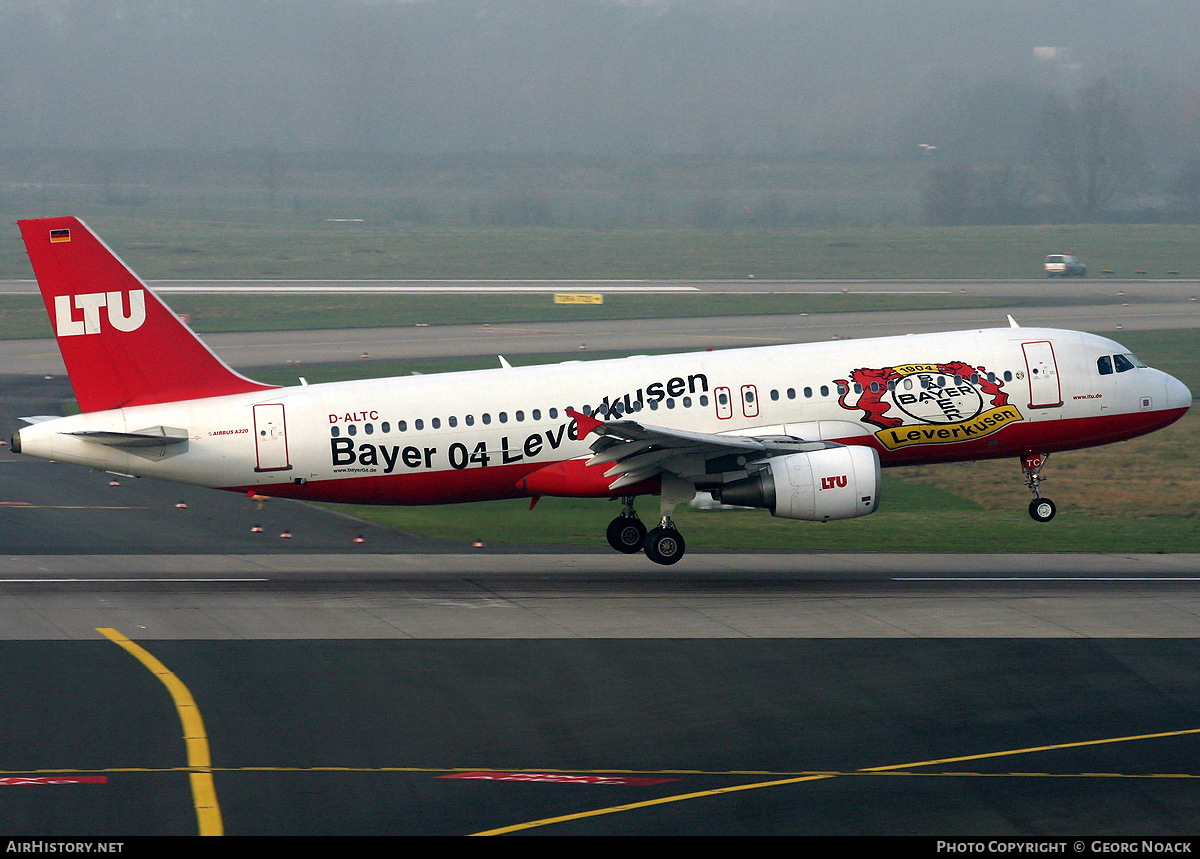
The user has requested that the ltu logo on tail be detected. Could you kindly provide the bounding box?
[54,290,146,336]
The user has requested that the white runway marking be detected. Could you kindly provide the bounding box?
[894,576,1200,582]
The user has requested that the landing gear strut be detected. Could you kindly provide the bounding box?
[605,496,647,554]
[639,474,694,565]
[604,476,694,565]
[644,517,686,565]
[1022,453,1056,523]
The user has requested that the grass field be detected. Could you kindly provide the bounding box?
[3,219,1199,281]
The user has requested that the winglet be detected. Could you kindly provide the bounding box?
[566,407,603,437]
[1007,314,1021,328]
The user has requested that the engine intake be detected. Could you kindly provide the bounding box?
[715,446,881,521]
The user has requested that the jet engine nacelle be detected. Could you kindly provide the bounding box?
[715,445,881,521]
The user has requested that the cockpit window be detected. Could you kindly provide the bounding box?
[1097,355,1113,375]
[1114,354,1136,372]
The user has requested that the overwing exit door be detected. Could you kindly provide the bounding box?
[253,403,291,472]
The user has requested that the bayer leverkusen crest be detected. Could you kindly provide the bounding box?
[835,361,1023,450]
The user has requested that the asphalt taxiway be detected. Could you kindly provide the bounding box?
[2,278,1199,835]
[3,412,1200,834]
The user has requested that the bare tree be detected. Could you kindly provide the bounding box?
[975,165,1033,223]
[1036,79,1145,218]
[922,163,974,225]
[1170,158,1200,218]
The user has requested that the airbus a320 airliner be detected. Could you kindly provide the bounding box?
[10,217,1192,564]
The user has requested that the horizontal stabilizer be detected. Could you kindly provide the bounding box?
[19,415,62,425]
[67,426,189,447]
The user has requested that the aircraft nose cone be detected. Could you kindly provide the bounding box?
[1167,374,1192,411]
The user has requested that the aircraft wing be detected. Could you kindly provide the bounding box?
[567,409,838,491]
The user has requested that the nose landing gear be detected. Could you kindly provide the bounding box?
[1022,453,1056,522]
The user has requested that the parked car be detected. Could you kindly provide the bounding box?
[1045,254,1086,277]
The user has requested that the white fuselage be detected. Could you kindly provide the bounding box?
[14,326,1191,504]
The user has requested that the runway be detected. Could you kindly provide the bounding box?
[2,279,1199,835]
[2,276,1199,298]
[5,553,1200,641]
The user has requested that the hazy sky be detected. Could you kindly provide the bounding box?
[1,1,1197,161]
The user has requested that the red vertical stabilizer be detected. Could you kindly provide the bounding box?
[19,216,277,412]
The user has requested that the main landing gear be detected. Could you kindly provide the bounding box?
[1022,453,1056,523]
[644,519,686,565]
[606,497,647,553]
[605,476,693,565]
[605,498,687,565]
